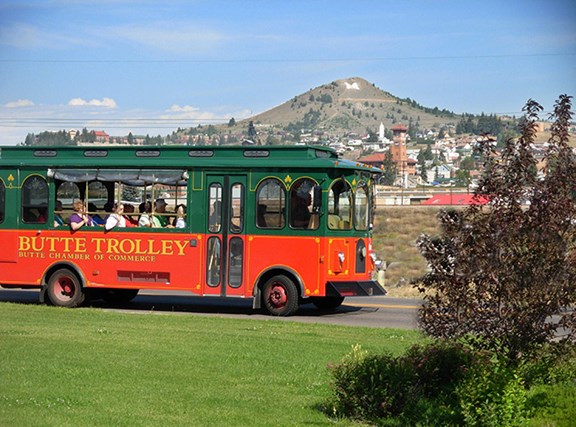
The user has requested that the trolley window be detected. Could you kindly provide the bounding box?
[22,175,48,224]
[256,178,285,229]
[289,178,318,230]
[0,180,4,224]
[354,183,369,231]
[328,179,352,230]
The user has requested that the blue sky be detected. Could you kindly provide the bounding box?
[0,0,575,144]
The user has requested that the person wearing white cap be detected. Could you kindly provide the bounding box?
[152,199,173,228]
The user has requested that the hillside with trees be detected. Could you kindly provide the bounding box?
[24,77,521,147]
[217,77,464,142]
[171,77,521,148]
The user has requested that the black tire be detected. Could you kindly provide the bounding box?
[262,275,299,316]
[45,269,85,308]
[101,289,139,304]
[311,296,345,311]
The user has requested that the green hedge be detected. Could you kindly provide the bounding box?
[326,340,576,426]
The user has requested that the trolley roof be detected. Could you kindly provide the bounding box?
[0,145,381,174]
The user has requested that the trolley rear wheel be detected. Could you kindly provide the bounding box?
[262,275,299,316]
[45,269,85,308]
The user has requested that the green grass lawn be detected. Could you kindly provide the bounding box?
[0,303,423,427]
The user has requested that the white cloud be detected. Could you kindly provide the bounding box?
[4,99,35,108]
[0,23,99,50]
[163,104,218,121]
[0,99,252,145]
[105,23,226,55]
[167,104,201,113]
[160,104,252,126]
[68,97,117,108]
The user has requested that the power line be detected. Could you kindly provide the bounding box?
[0,118,233,123]
[0,53,574,64]
[0,109,559,130]
[0,117,235,128]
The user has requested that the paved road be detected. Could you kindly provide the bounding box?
[0,288,421,330]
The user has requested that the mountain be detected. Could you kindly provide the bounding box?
[232,77,459,137]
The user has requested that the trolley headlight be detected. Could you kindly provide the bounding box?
[370,252,385,271]
[338,252,345,264]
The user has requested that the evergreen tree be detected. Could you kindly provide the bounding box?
[454,169,471,188]
[423,144,434,161]
[379,150,397,185]
[418,153,428,183]
[459,155,475,171]
[247,121,257,141]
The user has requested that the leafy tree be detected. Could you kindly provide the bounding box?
[205,125,218,137]
[121,185,141,203]
[27,130,74,146]
[148,134,164,145]
[454,169,471,188]
[227,117,236,127]
[415,95,576,360]
[365,130,378,143]
[24,133,36,146]
[459,155,475,171]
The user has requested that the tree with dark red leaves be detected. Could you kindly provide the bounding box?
[416,95,576,360]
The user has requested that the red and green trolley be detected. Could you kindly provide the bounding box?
[0,144,385,315]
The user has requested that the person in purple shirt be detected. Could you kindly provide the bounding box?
[69,199,94,231]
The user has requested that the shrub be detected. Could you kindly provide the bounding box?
[327,341,473,425]
[327,340,576,427]
[404,340,473,397]
[457,352,528,426]
[328,344,418,420]
[519,342,576,387]
[325,340,574,425]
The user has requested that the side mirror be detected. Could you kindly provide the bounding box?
[312,185,322,214]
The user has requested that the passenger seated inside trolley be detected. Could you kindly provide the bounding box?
[69,199,94,231]
[105,203,126,231]
[290,180,314,229]
[54,200,65,227]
